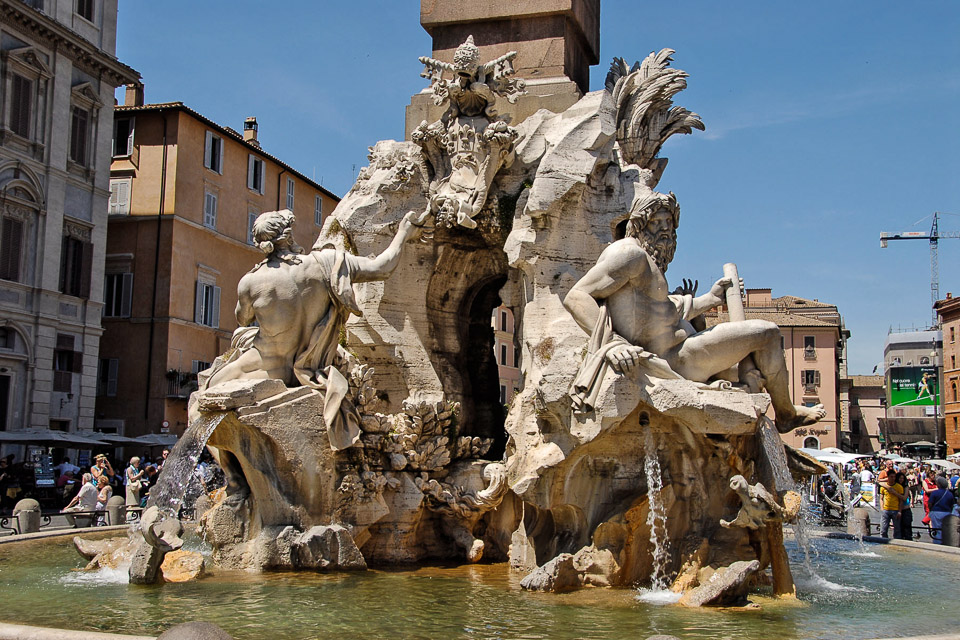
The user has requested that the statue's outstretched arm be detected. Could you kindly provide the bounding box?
[353,210,430,283]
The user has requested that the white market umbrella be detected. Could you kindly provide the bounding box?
[926,459,960,471]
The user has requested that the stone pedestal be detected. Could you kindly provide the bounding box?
[13,499,40,534]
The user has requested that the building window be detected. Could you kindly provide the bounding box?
[59,233,92,298]
[109,178,131,215]
[247,209,259,245]
[500,344,507,366]
[203,191,218,229]
[314,195,322,226]
[102,273,132,318]
[75,0,93,21]
[514,346,518,367]
[97,358,118,397]
[953,381,957,402]
[802,436,820,450]
[195,281,220,328]
[9,73,32,138]
[801,369,820,386]
[53,334,80,392]
[500,385,507,405]
[920,356,931,365]
[952,355,956,369]
[952,326,956,343]
[247,155,264,194]
[0,216,23,282]
[286,177,295,210]
[954,416,958,434]
[69,106,90,165]
[891,356,901,366]
[113,117,134,157]
[191,360,212,375]
[500,310,507,332]
[204,131,223,173]
[803,335,816,360]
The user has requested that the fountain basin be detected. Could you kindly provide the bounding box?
[1,533,958,639]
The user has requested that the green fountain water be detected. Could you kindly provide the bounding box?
[0,532,956,639]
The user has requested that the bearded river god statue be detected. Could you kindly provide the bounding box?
[123,41,828,607]
[562,190,826,433]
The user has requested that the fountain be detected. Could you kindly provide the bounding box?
[2,5,960,639]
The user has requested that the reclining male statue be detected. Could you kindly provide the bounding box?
[562,191,825,434]
[201,208,429,449]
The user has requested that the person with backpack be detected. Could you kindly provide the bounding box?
[927,475,956,544]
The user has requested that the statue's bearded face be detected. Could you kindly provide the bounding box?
[634,208,677,273]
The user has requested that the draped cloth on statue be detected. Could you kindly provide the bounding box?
[569,295,692,413]
[199,246,364,451]
[292,246,363,451]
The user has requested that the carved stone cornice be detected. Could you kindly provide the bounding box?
[63,218,91,242]
[0,1,139,88]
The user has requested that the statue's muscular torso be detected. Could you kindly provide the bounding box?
[597,239,692,357]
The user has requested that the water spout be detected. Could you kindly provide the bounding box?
[643,427,671,590]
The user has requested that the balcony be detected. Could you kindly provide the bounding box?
[803,347,817,361]
[165,370,198,399]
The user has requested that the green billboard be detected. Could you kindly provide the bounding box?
[888,366,940,407]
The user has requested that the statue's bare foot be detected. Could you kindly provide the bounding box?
[775,404,826,434]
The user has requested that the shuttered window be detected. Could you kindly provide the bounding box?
[248,155,264,194]
[204,131,223,173]
[113,117,134,157]
[203,191,218,228]
[286,177,295,210]
[103,273,132,317]
[97,358,119,397]
[195,281,221,328]
[10,74,31,138]
[0,217,23,282]
[69,106,89,165]
[314,195,322,226]
[59,235,93,298]
[109,178,131,215]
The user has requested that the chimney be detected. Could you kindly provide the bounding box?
[124,83,144,107]
[243,117,259,148]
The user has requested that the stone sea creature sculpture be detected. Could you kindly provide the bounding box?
[720,475,783,530]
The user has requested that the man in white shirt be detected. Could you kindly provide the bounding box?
[860,465,874,483]
[55,457,81,476]
[61,473,97,527]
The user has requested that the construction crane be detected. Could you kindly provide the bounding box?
[880,211,960,328]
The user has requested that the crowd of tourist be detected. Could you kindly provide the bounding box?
[1,447,227,530]
[829,456,959,544]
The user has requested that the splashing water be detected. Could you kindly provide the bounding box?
[758,418,824,581]
[643,427,671,591]
[147,412,227,519]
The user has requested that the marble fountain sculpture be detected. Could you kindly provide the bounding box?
[120,39,828,605]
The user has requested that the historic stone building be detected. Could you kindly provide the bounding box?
[879,328,943,454]
[707,288,849,450]
[0,0,137,436]
[839,374,885,454]
[492,304,520,405]
[935,293,960,453]
[95,96,338,438]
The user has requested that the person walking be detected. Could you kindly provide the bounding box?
[927,476,956,544]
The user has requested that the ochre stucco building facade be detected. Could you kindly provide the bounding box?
[95,95,338,438]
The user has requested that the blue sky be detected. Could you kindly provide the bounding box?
[115,1,959,374]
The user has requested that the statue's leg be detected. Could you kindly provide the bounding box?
[668,320,824,432]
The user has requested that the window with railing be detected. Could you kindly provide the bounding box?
[803,335,816,361]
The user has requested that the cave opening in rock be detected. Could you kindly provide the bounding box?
[460,275,510,460]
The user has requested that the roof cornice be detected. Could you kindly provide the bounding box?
[0,0,139,87]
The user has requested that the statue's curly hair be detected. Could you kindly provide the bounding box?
[624,191,679,239]
[252,209,296,255]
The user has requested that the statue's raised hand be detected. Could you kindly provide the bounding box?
[672,278,698,297]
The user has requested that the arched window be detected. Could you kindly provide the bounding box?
[952,381,957,402]
[803,436,820,450]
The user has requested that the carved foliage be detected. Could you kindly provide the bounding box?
[605,49,705,170]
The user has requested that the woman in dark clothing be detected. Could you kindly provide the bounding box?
[896,471,913,540]
[927,475,956,544]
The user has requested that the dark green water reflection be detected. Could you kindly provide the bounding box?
[0,533,955,639]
